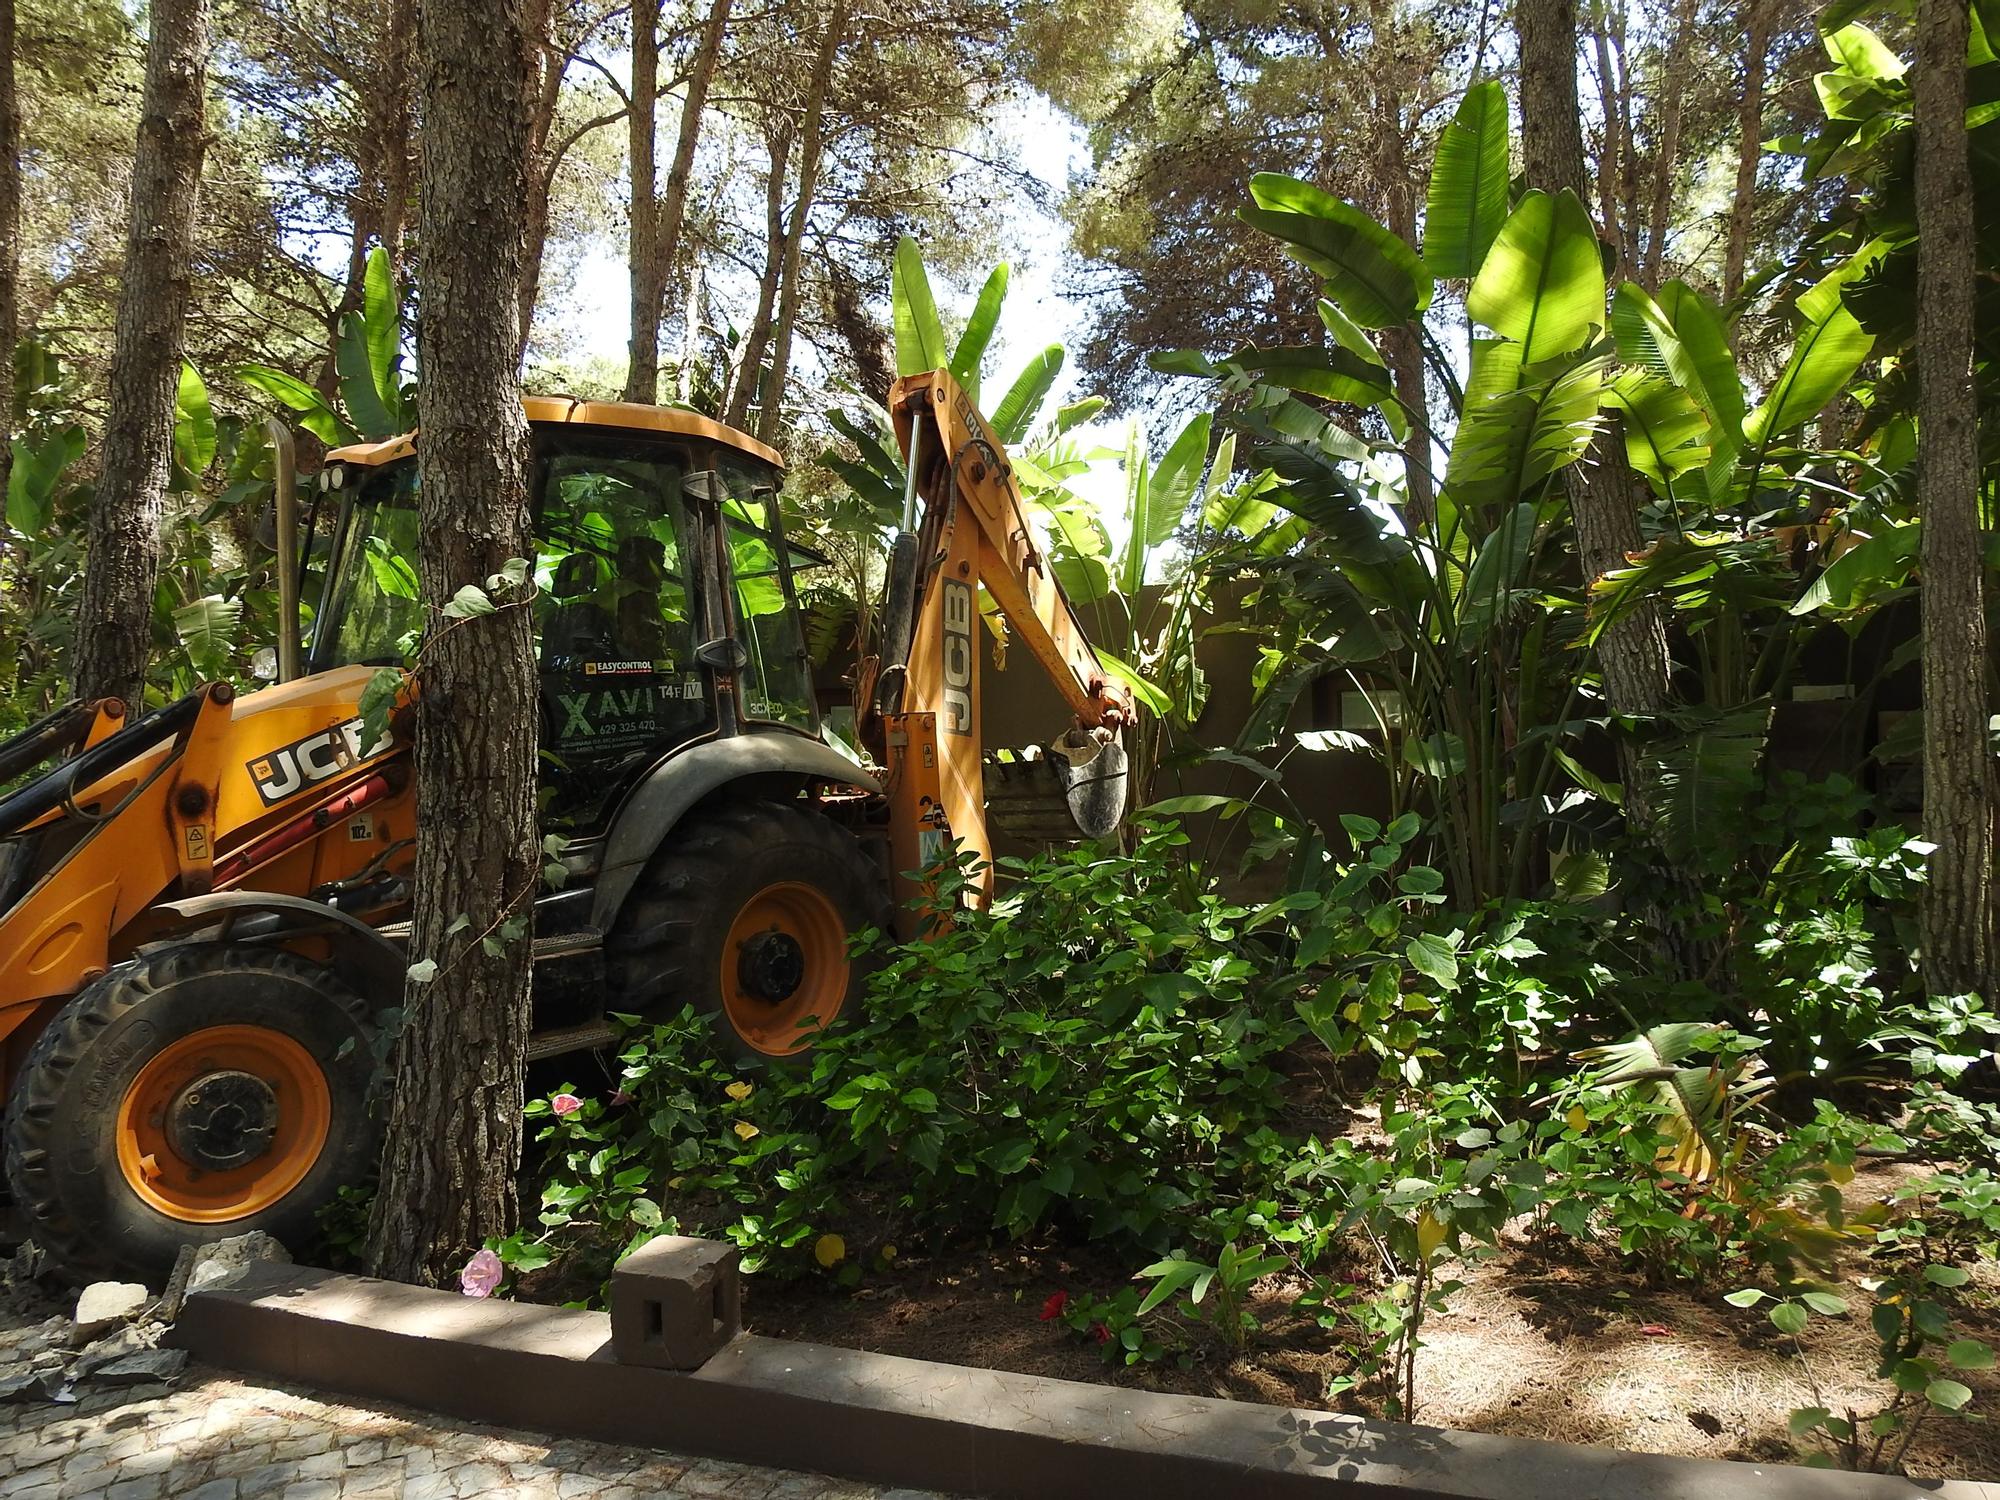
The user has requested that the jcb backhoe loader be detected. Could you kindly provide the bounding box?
[0,371,1130,1280]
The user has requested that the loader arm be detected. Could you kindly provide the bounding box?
[867,369,1133,921]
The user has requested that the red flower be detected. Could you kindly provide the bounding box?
[1092,1323,1111,1344]
[1039,1290,1069,1322]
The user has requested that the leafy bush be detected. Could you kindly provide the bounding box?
[517,822,1348,1290]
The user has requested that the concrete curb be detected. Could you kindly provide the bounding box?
[173,1264,1997,1500]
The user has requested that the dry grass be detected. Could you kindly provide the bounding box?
[748,1160,2000,1482]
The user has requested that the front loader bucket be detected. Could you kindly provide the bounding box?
[984,731,1129,845]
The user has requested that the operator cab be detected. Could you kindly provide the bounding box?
[310,398,827,834]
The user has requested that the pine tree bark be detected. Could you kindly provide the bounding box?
[1517,0,1674,813]
[757,2,843,445]
[1913,0,1995,997]
[515,18,567,361]
[0,0,18,527]
[1639,0,1698,289]
[71,0,212,713]
[723,120,791,429]
[623,0,733,404]
[1722,0,1772,304]
[623,0,662,402]
[365,0,542,1288]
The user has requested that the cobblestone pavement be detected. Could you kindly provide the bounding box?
[2,1316,947,1500]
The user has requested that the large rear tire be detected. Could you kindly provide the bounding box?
[608,800,889,1060]
[4,946,379,1282]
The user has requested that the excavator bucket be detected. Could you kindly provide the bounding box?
[983,729,1129,846]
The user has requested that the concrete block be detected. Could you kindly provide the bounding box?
[608,1235,740,1370]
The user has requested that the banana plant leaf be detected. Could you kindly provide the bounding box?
[1467,189,1605,364]
[236,364,353,446]
[1611,279,1745,493]
[891,236,950,377]
[172,362,216,479]
[1743,242,1886,449]
[1442,341,1607,515]
[1223,345,1397,408]
[360,246,404,430]
[1637,703,1774,867]
[949,262,1009,402]
[1575,1022,1773,1184]
[990,345,1064,444]
[1788,521,1920,614]
[1604,370,1710,490]
[1423,79,1511,279]
[1242,173,1433,329]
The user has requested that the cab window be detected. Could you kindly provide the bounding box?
[721,470,815,731]
[535,447,710,828]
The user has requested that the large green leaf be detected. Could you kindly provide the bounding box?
[337,311,400,440]
[1115,422,1151,600]
[1604,370,1709,490]
[360,245,402,427]
[1744,244,1885,447]
[1243,173,1433,329]
[1424,79,1512,279]
[173,362,216,478]
[949,262,1009,401]
[237,364,353,446]
[1640,704,1773,866]
[1458,500,1540,642]
[1575,1022,1772,1183]
[173,593,243,671]
[1467,189,1605,364]
[891,237,949,377]
[1822,20,1906,79]
[1224,345,1395,408]
[990,345,1064,443]
[1789,523,1921,614]
[1443,340,1607,513]
[6,425,84,533]
[1127,411,1210,579]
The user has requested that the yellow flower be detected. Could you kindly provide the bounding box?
[815,1234,846,1269]
[1416,1210,1447,1260]
[1565,1105,1589,1133]
[725,1081,754,1102]
[880,1244,898,1263]
[733,1121,760,1141]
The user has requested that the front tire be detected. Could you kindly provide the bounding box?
[4,946,380,1282]
[608,800,889,1060]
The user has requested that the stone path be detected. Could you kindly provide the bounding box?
[2,1317,946,1500]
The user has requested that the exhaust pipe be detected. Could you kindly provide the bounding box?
[267,417,302,683]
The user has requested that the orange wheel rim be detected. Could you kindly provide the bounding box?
[721,882,850,1056]
[114,1025,332,1224]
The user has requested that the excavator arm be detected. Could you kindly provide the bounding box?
[861,369,1133,922]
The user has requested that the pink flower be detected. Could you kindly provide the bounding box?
[1092,1323,1111,1345]
[551,1093,582,1118]
[1039,1290,1069,1322]
[460,1248,504,1298]
[608,1090,634,1108]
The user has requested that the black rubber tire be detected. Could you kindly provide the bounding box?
[3,945,378,1283]
[608,799,889,1061]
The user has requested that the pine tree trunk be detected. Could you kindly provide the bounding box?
[71,0,212,713]
[0,0,18,531]
[723,121,791,430]
[1722,0,1772,305]
[365,0,541,1289]
[622,0,661,403]
[514,26,564,362]
[1639,0,1697,289]
[1518,0,1675,826]
[757,3,843,445]
[1913,0,1995,997]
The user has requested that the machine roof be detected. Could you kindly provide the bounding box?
[325,396,784,470]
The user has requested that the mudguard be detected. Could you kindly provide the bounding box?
[140,891,409,1003]
[590,735,881,935]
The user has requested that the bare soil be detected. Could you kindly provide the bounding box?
[745,1161,2000,1483]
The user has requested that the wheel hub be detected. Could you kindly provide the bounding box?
[165,1069,280,1172]
[737,928,806,1003]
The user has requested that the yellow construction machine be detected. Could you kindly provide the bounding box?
[0,372,1130,1279]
